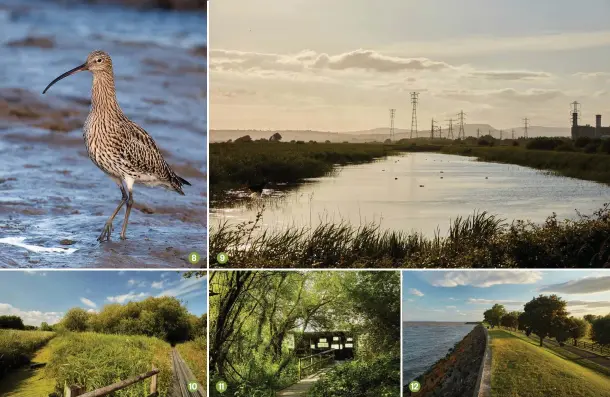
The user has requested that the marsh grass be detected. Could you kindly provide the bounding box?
[45,332,173,397]
[0,330,55,377]
[211,206,610,268]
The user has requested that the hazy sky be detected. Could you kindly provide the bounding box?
[210,0,610,131]
[402,270,610,322]
[0,271,207,326]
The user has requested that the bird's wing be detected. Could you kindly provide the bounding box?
[121,122,173,181]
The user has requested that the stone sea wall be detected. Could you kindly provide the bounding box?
[405,324,487,397]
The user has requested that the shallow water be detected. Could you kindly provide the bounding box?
[403,322,476,383]
[211,152,610,237]
[0,0,207,267]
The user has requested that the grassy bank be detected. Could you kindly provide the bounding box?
[489,329,610,397]
[210,141,441,198]
[176,335,207,386]
[210,205,610,268]
[45,332,173,397]
[0,330,55,377]
[442,145,610,185]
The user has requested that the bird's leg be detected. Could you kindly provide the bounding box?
[119,189,134,240]
[97,183,128,242]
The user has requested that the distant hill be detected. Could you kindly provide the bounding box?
[211,124,571,143]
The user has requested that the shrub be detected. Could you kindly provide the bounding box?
[0,330,55,377]
[308,355,400,397]
[526,137,564,151]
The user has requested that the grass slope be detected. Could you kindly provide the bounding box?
[489,329,610,397]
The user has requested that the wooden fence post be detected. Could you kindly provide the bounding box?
[64,382,85,397]
[150,365,158,395]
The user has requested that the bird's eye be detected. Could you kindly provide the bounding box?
[97,58,102,63]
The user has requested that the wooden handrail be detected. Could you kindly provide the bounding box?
[66,368,159,397]
[298,349,334,361]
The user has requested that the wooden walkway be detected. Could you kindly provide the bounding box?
[276,363,337,397]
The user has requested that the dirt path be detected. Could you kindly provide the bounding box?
[539,337,610,369]
[0,343,55,397]
[171,347,205,397]
[276,363,338,397]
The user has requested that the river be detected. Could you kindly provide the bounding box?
[403,321,476,383]
[211,152,610,237]
[0,0,207,267]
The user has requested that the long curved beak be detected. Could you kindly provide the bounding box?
[42,63,88,94]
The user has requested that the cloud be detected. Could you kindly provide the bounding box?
[470,71,552,81]
[573,72,610,80]
[23,270,47,276]
[0,302,63,326]
[442,88,564,103]
[468,298,526,306]
[127,279,147,288]
[212,48,452,75]
[156,277,205,300]
[540,276,610,295]
[428,271,542,288]
[567,300,610,309]
[408,288,424,297]
[311,50,451,72]
[447,306,457,309]
[151,281,165,289]
[80,298,97,308]
[106,292,148,304]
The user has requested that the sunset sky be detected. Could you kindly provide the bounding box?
[403,270,610,322]
[210,0,610,131]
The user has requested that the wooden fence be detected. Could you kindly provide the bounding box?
[297,349,335,380]
[574,340,609,355]
[64,366,160,397]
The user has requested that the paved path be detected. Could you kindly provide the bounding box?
[276,364,338,396]
[539,337,610,369]
[171,348,206,397]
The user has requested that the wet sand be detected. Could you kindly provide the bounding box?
[0,0,207,267]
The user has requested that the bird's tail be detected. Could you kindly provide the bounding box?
[170,173,191,195]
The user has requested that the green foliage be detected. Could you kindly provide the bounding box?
[307,355,400,397]
[591,315,610,345]
[63,296,196,344]
[525,137,565,151]
[584,314,601,324]
[40,322,52,332]
[567,317,590,345]
[484,304,506,328]
[523,295,568,346]
[46,332,173,397]
[0,315,25,330]
[61,308,90,332]
[209,271,400,396]
[501,311,520,330]
[0,330,55,378]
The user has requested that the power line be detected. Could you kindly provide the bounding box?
[457,110,466,139]
[512,129,515,140]
[389,109,396,142]
[446,118,454,140]
[523,117,529,138]
[430,118,437,139]
[410,92,419,139]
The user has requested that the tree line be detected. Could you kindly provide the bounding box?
[483,294,610,347]
[1,296,206,344]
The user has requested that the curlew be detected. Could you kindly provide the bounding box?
[43,50,191,242]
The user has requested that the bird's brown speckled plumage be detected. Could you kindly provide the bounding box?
[43,50,190,241]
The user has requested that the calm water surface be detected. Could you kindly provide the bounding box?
[0,0,207,267]
[211,152,610,237]
[403,321,476,384]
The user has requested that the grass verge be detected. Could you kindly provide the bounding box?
[489,329,610,397]
[176,335,207,386]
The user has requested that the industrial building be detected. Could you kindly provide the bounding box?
[571,112,610,139]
